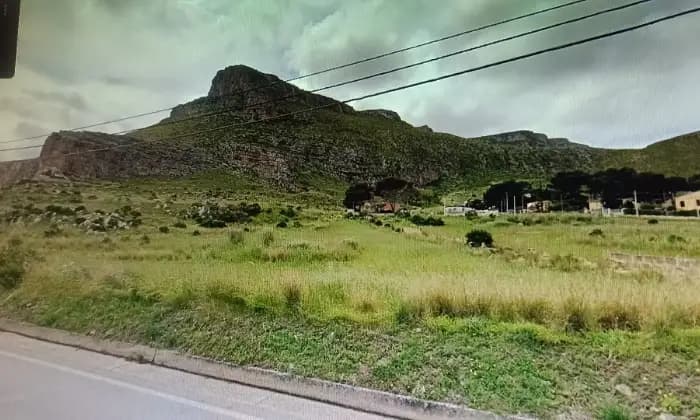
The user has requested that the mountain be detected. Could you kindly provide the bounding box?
[1,65,698,189]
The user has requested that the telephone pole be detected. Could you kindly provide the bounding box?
[633,190,639,217]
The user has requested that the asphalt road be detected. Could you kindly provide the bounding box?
[0,332,389,420]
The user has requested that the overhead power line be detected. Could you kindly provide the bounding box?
[0,0,654,153]
[8,5,696,159]
[0,0,591,145]
[106,0,651,135]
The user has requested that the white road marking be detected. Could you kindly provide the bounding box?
[0,349,263,420]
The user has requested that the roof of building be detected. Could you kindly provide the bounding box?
[675,191,700,199]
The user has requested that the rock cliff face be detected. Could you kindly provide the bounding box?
[0,159,39,186]
[1,64,697,188]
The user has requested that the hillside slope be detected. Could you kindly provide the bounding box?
[0,65,697,188]
[599,131,700,177]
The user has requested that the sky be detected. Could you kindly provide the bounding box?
[1,0,699,162]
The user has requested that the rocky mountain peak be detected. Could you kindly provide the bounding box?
[207,65,281,98]
[168,64,353,120]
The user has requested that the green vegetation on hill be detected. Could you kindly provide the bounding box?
[599,131,700,177]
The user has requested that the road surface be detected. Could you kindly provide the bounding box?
[0,332,389,420]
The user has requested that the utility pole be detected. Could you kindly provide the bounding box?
[513,195,517,214]
[505,192,509,213]
[633,190,639,217]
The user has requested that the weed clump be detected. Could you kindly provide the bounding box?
[599,404,632,420]
[549,254,582,272]
[262,231,275,247]
[229,229,245,245]
[466,229,493,248]
[192,230,201,236]
[173,221,187,229]
[395,301,425,325]
[667,234,686,244]
[564,300,591,333]
[158,226,170,234]
[598,305,641,331]
[647,218,659,225]
[589,228,604,237]
[283,284,302,308]
[0,242,30,290]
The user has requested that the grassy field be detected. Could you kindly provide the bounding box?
[1,174,699,419]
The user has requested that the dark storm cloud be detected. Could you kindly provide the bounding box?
[1,0,699,161]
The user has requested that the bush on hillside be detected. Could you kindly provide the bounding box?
[182,202,262,228]
[466,229,493,248]
[410,214,445,226]
[0,243,30,290]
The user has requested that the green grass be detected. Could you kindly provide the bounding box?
[1,176,699,418]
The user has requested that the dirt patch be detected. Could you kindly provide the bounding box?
[609,252,700,280]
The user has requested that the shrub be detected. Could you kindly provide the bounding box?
[262,231,274,247]
[466,229,493,247]
[173,221,187,229]
[280,206,297,218]
[43,223,62,238]
[599,405,632,420]
[395,301,425,325]
[598,305,641,331]
[549,254,582,272]
[647,218,659,225]
[564,301,591,333]
[228,229,245,245]
[201,219,226,228]
[45,204,75,216]
[283,284,302,308]
[158,226,170,234]
[182,202,262,228]
[139,235,150,244]
[410,214,445,226]
[342,239,360,250]
[427,293,456,316]
[667,234,686,244]
[589,228,604,237]
[659,392,682,415]
[276,220,288,228]
[0,245,29,289]
[192,230,201,236]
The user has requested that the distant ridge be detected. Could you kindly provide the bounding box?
[1,65,698,188]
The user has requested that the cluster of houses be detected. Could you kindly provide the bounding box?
[442,190,700,217]
[443,201,552,217]
[588,191,700,216]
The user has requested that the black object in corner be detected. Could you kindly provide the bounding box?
[0,0,20,79]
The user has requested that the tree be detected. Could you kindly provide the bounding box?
[374,178,417,212]
[343,183,373,210]
[483,180,531,209]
